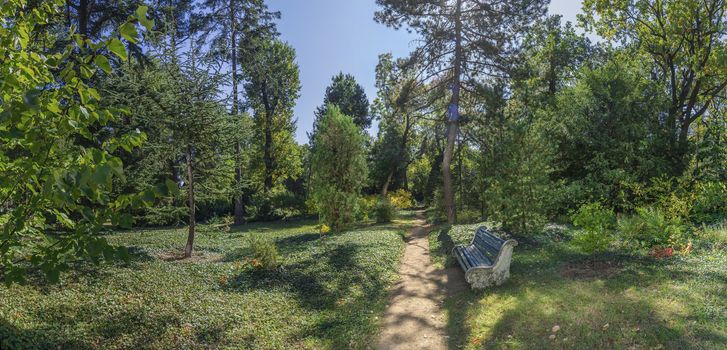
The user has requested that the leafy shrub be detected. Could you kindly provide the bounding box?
[375,198,396,223]
[357,195,378,221]
[571,203,616,254]
[618,207,684,249]
[317,224,331,238]
[387,189,415,209]
[246,234,279,270]
[691,181,726,224]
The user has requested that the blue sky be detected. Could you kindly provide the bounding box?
[267,0,589,143]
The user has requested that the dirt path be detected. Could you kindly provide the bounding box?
[377,212,467,350]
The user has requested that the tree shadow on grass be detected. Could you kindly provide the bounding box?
[0,317,91,350]
[224,244,366,309]
[5,246,157,291]
[275,233,321,250]
[223,242,395,348]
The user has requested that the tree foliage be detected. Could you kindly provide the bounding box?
[581,0,727,171]
[0,1,166,283]
[242,39,302,218]
[314,73,371,130]
[375,0,549,223]
[311,105,368,231]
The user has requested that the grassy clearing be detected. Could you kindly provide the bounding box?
[0,217,410,349]
[431,223,727,349]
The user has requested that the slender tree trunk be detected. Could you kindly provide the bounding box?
[262,86,275,194]
[442,0,463,224]
[77,0,89,37]
[457,132,464,213]
[259,87,275,218]
[381,170,394,196]
[263,110,274,193]
[230,1,245,225]
[184,145,196,258]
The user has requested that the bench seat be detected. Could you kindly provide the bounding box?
[452,227,517,289]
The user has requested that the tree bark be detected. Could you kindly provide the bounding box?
[263,110,274,193]
[381,170,394,197]
[442,0,462,224]
[184,145,196,258]
[230,1,245,225]
[77,0,89,37]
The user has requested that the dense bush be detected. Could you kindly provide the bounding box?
[310,105,368,230]
[570,203,615,254]
[387,189,415,209]
[357,195,379,221]
[374,198,396,223]
[691,181,726,224]
[479,122,554,235]
[618,207,685,249]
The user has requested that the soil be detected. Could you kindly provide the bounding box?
[377,212,467,350]
[559,259,623,280]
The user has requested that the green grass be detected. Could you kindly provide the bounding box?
[431,223,727,349]
[0,218,408,349]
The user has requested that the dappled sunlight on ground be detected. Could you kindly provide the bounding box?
[0,217,412,349]
[431,224,727,349]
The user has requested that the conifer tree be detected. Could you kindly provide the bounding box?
[375,0,548,223]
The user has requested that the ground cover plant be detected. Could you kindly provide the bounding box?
[0,218,409,349]
[1,0,725,349]
[431,222,727,349]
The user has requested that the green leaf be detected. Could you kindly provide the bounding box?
[94,55,112,74]
[165,178,180,196]
[135,6,155,31]
[118,214,134,229]
[140,189,156,206]
[79,65,94,79]
[108,38,127,61]
[119,23,139,44]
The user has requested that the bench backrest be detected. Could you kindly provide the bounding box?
[472,227,505,262]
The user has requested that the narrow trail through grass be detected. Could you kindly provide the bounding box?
[377,211,467,350]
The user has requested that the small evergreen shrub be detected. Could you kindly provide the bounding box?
[571,202,616,254]
[375,198,396,223]
[246,234,279,270]
[617,207,684,250]
[387,189,415,209]
[310,105,368,231]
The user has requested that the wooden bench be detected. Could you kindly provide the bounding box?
[452,227,518,289]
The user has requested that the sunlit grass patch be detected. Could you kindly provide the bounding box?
[0,218,407,349]
[434,223,727,349]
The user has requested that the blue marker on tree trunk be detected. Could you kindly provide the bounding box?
[448,103,459,121]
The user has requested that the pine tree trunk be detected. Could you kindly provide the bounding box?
[381,170,394,196]
[263,109,274,193]
[184,146,196,258]
[442,0,463,224]
[230,1,245,225]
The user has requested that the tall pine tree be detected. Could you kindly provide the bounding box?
[375,0,548,223]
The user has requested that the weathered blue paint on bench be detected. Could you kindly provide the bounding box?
[452,227,518,289]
